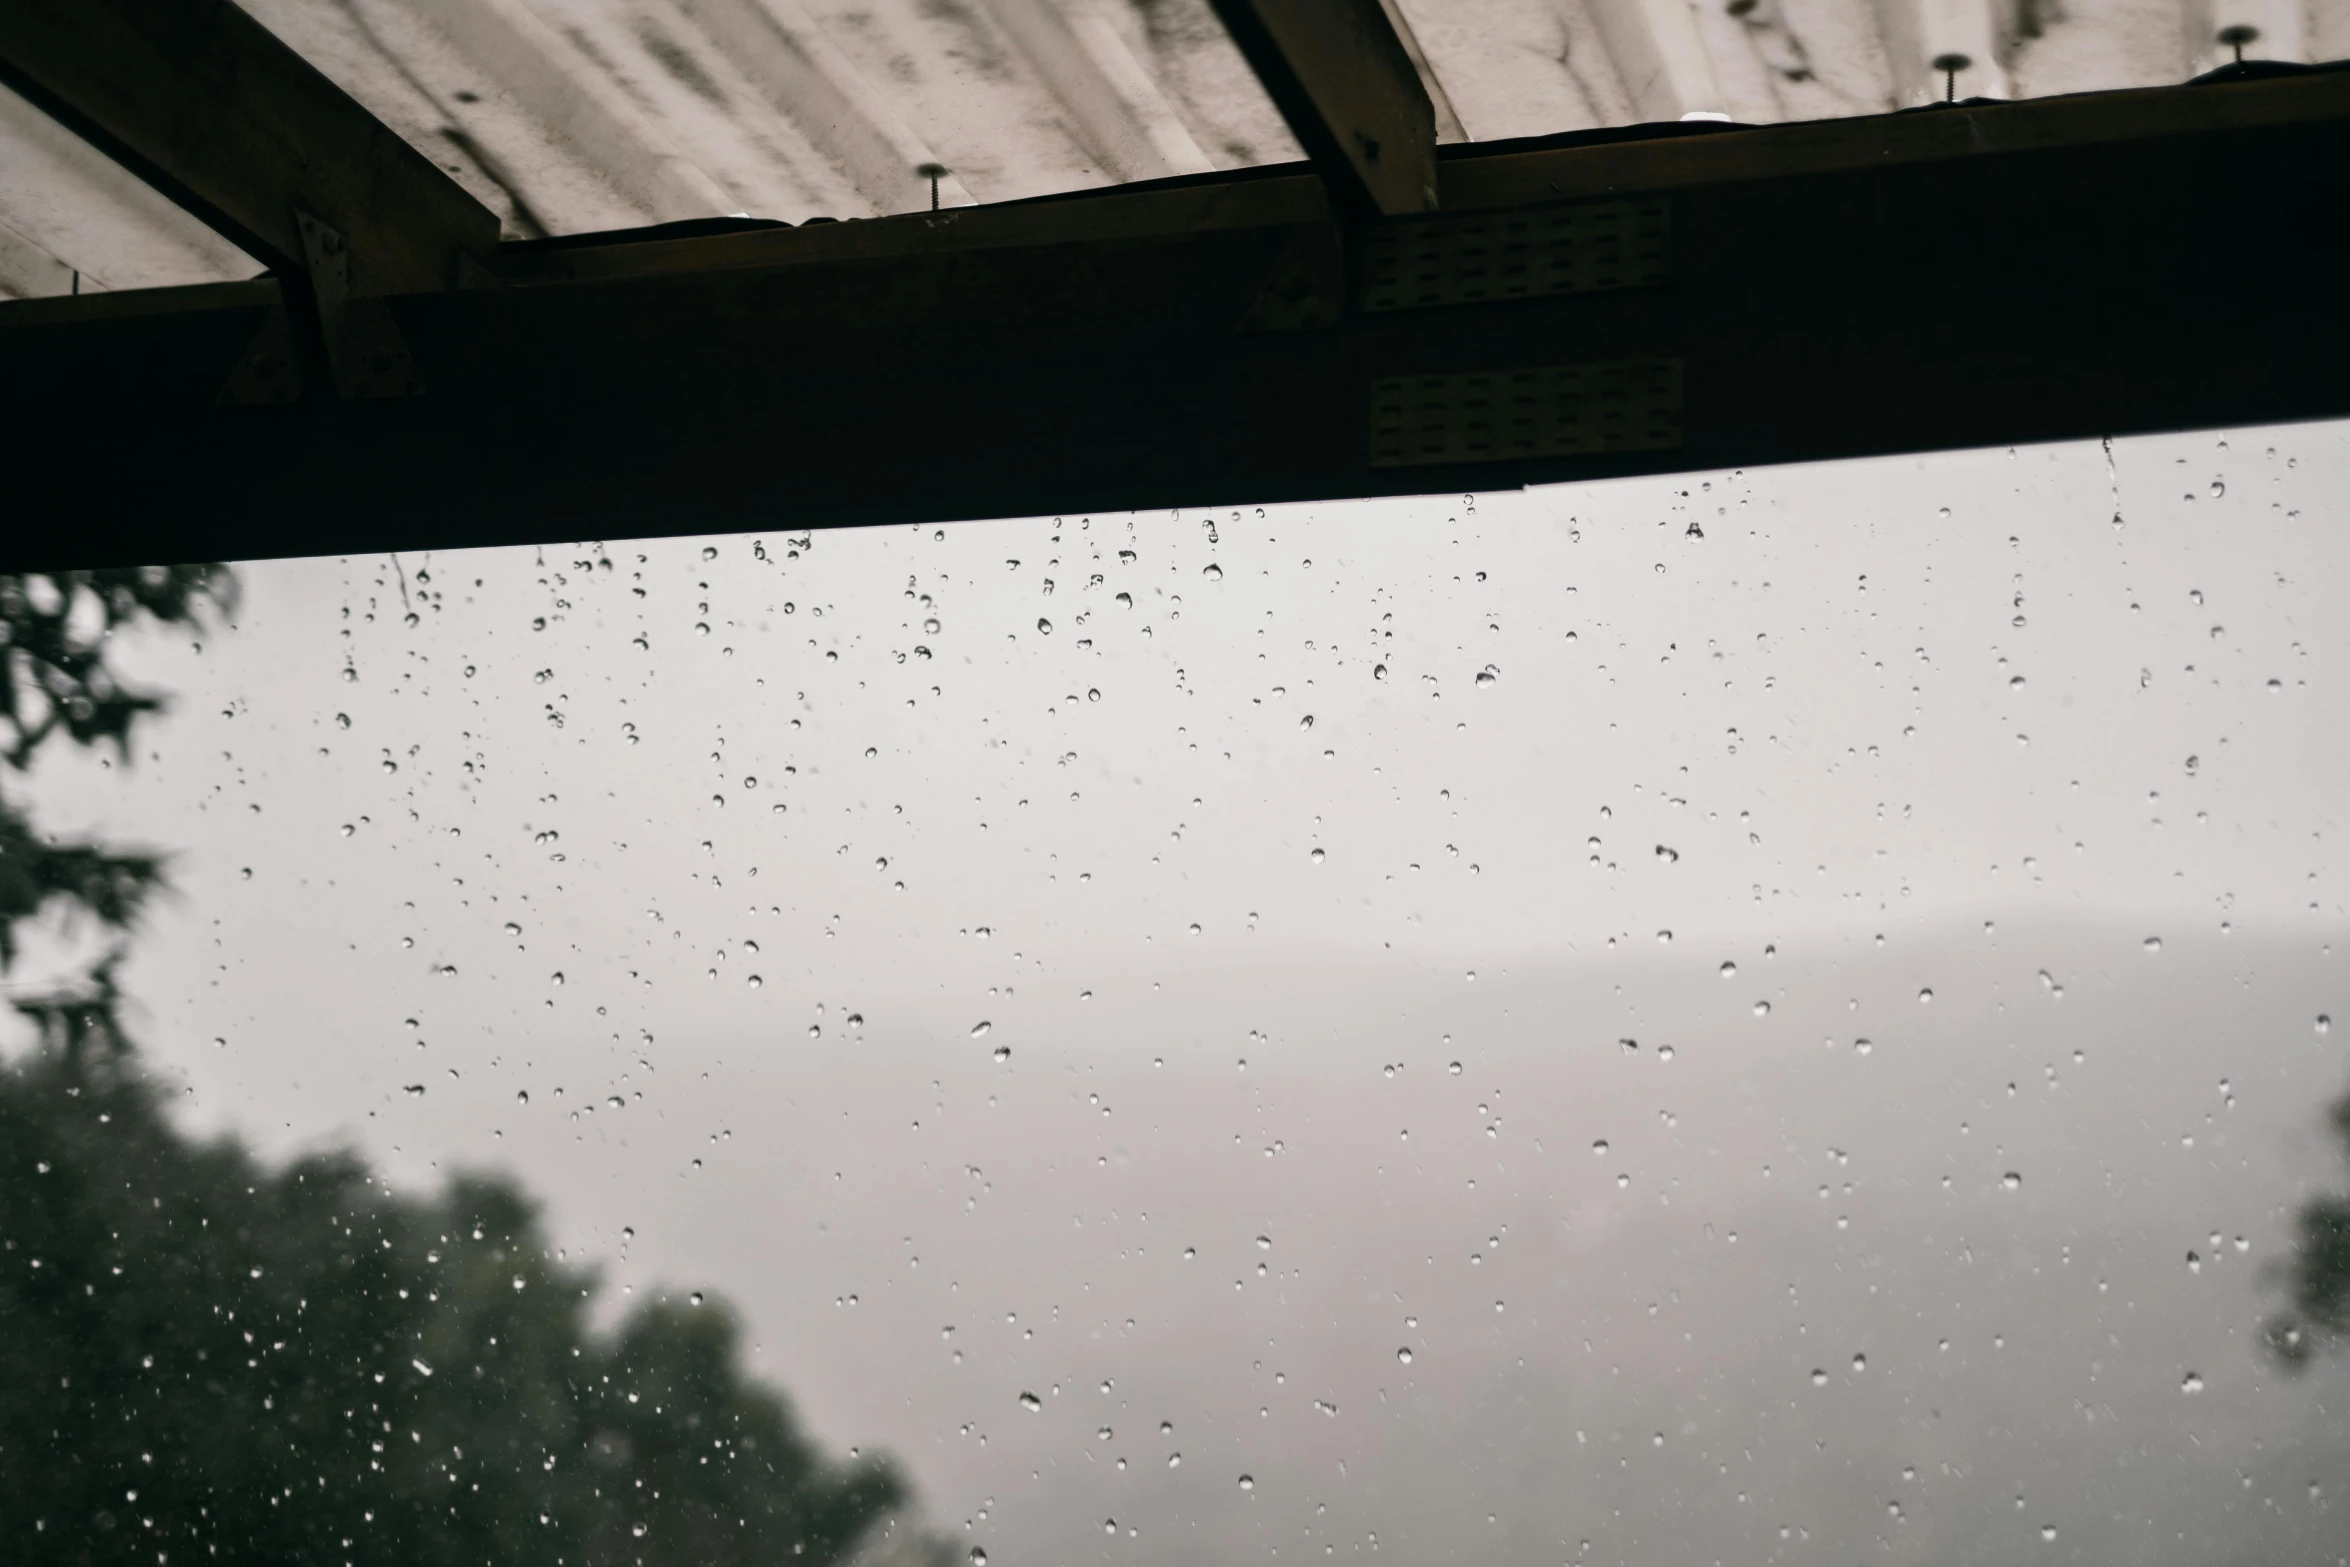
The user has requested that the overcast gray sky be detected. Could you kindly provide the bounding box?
[13,422,2350,1565]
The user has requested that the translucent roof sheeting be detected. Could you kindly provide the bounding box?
[1,0,2345,297]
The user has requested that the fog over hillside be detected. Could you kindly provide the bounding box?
[11,425,2347,1563]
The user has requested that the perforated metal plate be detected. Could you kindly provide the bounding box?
[1369,359,1684,468]
[1359,197,1670,314]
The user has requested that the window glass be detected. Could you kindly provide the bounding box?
[8,423,2348,1564]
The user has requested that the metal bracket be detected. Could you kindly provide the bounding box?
[1361,196,1671,314]
[1370,358,1684,467]
[295,209,425,399]
[215,302,304,406]
[1237,223,1346,332]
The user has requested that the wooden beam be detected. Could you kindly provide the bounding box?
[0,72,2345,571]
[1206,0,1437,215]
[0,0,498,296]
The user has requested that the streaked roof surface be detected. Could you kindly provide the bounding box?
[1,0,2340,296]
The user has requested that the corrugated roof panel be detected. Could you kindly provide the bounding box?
[0,0,2336,296]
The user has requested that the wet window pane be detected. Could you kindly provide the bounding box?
[7,424,2349,1563]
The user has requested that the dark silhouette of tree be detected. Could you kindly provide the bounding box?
[2,567,229,1054]
[0,568,948,1565]
[0,1046,918,1563]
[2262,1081,2350,1369]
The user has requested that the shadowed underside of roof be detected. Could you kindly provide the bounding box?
[1,0,2342,298]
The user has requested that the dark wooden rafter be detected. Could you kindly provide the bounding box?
[0,0,502,401]
[0,69,2346,570]
[0,0,499,294]
[1207,0,1439,216]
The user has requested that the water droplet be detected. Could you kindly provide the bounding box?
[334,713,351,729]
[1036,618,1053,635]
[1237,1474,1254,1490]
[1396,1347,1414,1364]
[1918,988,1934,1004]
[1474,666,1498,687]
[993,1045,1011,1062]
[1203,564,1223,581]
[1255,1235,1272,1250]
[1448,1061,1461,1075]
[2181,1372,2204,1394]
[1811,1368,1828,1386]
[2003,1171,2022,1190]
[1851,1353,1867,1372]
[1019,1391,1042,1411]
[2143,936,2162,953]
[2041,1525,2057,1542]
[970,1550,988,1566]
[515,1090,529,1105]
[689,1291,704,1306]
[1373,664,1388,681]
[1752,1000,1771,1017]
[1308,847,1325,864]
[2318,1014,2331,1035]
[1720,961,1737,978]
[1591,1139,1609,1156]
[970,1021,991,1037]
[504,921,522,936]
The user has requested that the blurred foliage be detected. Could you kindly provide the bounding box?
[0,565,948,1564]
[0,1046,925,1564]
[0,567,235,771]
[2263,1082,2350,1369]
[1,567,233,1048]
